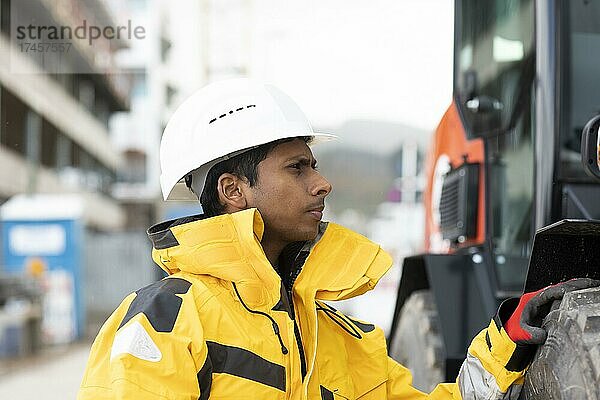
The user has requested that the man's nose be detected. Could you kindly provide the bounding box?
[311,172,332,197]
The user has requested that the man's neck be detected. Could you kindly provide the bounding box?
[260,235,288,270]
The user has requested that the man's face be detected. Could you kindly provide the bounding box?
[246,139,332,244]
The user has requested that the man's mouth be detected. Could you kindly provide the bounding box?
[307,205,324,220]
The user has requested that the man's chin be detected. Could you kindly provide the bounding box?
[296,224,320,242]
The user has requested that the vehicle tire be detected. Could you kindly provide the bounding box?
[520,287,600,400]
[389,290,445,392]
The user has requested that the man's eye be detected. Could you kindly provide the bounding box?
[289,163,301,170]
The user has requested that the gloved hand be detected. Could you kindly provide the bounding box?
[504,278,600,345]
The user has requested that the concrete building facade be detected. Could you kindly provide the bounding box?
[0,0,129,231]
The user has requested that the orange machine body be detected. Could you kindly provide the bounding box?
[423,101,485,253]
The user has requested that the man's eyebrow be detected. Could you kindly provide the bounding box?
[285,155,318,167]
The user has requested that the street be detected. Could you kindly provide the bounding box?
[0,343,90,399]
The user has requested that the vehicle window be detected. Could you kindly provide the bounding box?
[487,104,534,291]
[559,0,600,180]
[456,0,535,291]
[455,0,534,137]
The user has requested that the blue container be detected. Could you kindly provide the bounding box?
[1,210,85,343]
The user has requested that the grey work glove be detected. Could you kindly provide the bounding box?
[503,278,600,345]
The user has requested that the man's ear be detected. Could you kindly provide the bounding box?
[217,173,248,211]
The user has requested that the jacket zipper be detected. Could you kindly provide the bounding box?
[232,282,289,355]
[286,248,308,380]
[286,246,316,397]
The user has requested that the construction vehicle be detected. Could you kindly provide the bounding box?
[388,0,600,397]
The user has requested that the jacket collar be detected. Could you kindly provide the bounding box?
[148,208,392,310]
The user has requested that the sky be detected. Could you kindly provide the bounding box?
[174,0,455,152]
[249,0,455,133]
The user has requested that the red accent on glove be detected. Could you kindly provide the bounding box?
[504,287,544,342]
[504,278,600,344]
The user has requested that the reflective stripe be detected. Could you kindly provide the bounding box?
[197,357,213,400]
[458,353,522,400]
[206,341,286,392]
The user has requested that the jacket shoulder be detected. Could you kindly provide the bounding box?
[117,277,196,333]
[79,277,210,400]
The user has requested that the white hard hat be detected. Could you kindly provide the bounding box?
[160,78,336,201]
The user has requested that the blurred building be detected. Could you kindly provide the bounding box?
[107,0,214,227]
[107,0,171,228]
[0,0,129,231]
[106,0,302,224]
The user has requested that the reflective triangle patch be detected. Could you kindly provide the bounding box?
[111,320,162,362]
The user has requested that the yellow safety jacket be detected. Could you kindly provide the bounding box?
[79,209,528,399]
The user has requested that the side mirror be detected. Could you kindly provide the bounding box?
[581,114,600,181]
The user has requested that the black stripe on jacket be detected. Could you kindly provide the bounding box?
[206,341,286,391]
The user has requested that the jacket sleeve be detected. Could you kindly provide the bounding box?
[387,317,528,400]
[450,317,527,400]
[78,278,212,400]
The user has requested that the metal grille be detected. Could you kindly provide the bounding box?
[439,163,479,243]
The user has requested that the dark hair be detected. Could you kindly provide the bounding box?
[186,136,312,217]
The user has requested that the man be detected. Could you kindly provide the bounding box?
[78,79,598,399]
